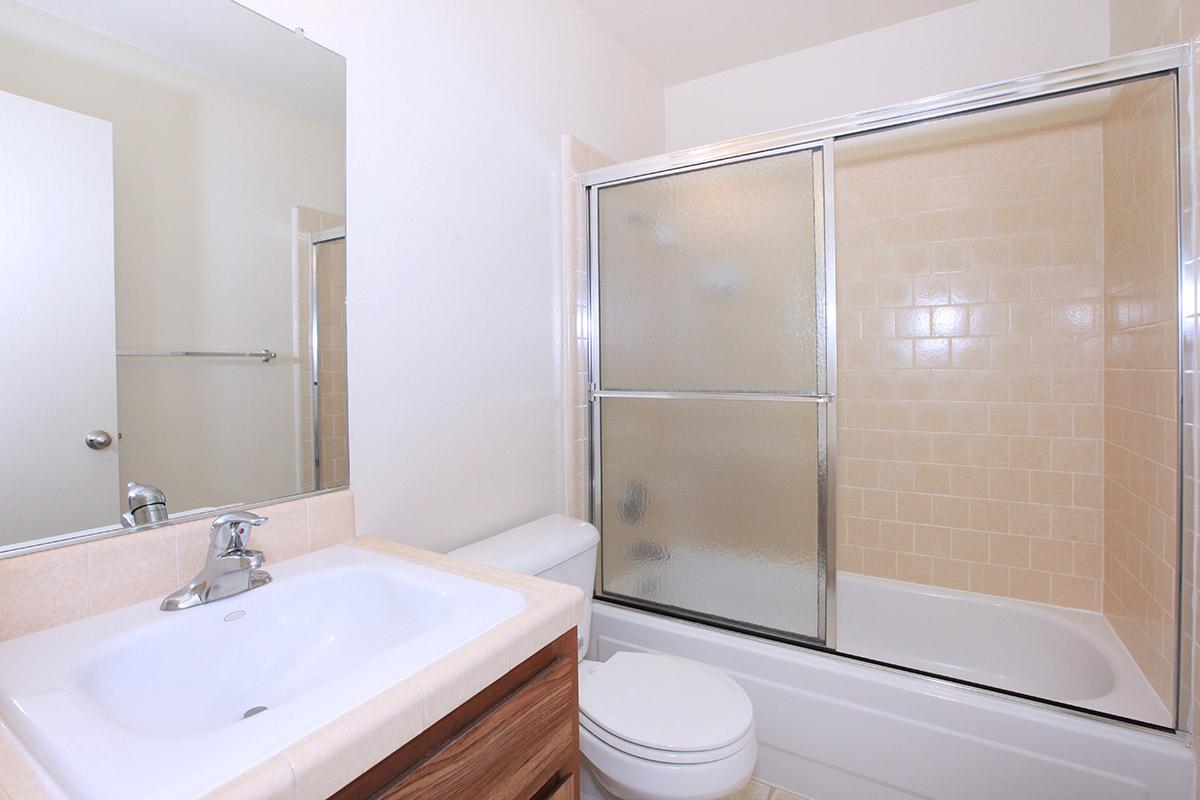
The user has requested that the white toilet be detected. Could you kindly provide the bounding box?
[450,515,757,800]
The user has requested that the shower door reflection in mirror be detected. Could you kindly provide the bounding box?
[590,147,832,643]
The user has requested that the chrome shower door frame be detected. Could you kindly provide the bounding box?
[584,41,1195,734]
[587,141,835,647]
[308,228,345,491]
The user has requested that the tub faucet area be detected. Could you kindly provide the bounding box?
[160,512,271,611]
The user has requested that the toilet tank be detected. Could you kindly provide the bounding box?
[449,515,599,660]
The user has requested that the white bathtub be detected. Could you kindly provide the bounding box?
[836,573,1171,726]
[588,582,1193,800]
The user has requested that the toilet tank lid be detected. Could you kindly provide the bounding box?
[449,515,599,576]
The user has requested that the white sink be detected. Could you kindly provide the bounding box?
[0,544,526,800]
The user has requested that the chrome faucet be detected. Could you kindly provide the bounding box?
[160,512,272,611]
[121,482,168,528]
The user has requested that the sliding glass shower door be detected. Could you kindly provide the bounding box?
[590,146,833,644]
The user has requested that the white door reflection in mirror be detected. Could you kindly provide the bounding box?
[0,89,119,545]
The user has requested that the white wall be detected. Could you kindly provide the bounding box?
[663,0,1112,151]
[236,0,665,551]
[0,1,345,516]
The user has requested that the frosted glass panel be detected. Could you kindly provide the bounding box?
[599,398,821,639]
[598,150,820,393]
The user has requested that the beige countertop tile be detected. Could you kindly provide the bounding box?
[0,536,582,800]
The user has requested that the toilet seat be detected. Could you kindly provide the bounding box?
[579,652,755,765]
[580,713,755,764]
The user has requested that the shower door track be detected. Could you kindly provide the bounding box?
[583,41,1195,737]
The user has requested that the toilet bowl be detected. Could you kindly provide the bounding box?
[449,515,758,800]
[577,654,757,800]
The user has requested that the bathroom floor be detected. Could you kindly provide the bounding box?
[582,775,806,800]
[726,780,809,800]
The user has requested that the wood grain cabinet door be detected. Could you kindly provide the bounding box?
[543,773,578,800]
[333,629,580,800]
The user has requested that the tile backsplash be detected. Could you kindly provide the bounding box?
[0,488,355,641]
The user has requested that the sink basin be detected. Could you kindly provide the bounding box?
[0,544,526,799]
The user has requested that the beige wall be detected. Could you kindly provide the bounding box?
[834,119,1106,609]
[664,0,1112,151]
[234,0,666,553]
[1101,75,1180,710]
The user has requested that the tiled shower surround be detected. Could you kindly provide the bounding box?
[561,10,1200,741]
[835,118,1110,611]
[835,78,1181,708]
[562,134,613,521]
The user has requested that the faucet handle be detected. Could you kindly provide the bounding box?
[210,511,267,551]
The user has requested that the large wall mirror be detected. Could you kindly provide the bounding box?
[0,0,347,553]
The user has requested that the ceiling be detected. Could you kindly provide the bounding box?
[575,0,978,86]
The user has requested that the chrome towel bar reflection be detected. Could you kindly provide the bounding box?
[590,389,834,403]
[117,348,277,363]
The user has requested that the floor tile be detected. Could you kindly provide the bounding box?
[767,788,812,800]
[724,779,771,800]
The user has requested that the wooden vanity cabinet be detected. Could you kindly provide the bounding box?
[331,628,580,800]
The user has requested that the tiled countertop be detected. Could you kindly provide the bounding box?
[0,537,583,800]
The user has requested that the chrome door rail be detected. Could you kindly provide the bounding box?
[591,389,833,403]
[1173,54,1195,740]
[819,139,837,649]
[582,43,1189,190]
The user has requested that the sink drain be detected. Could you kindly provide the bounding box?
[243,706,268,719]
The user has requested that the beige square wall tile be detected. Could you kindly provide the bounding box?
[176,517,218,580]
[307,490,356,551]
[969,562,1009,596]
[249,500,310,564]
[930,557,970,589]
[1052,573,1099,610]
[0,494,333,648]
[87,526,177,615]
[1009,568,1052,603]
[0,544,89,640]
